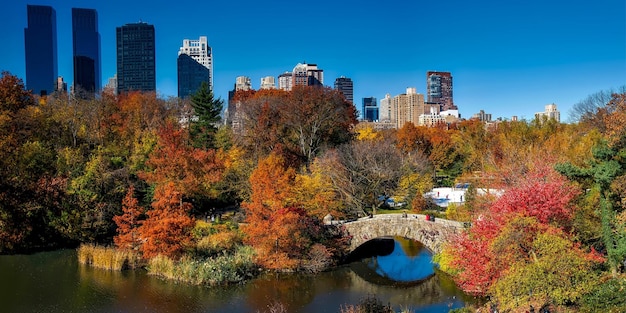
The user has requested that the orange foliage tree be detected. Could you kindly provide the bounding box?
[112,186,144,251]
[139,120,224,198]
[241,153,339,270]
[138,182,195,259]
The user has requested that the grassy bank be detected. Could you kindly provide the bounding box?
[147,245,257,286]
[77,244,143,270]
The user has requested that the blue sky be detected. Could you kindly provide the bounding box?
[1,0,624,121]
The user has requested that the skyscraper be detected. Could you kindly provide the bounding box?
[427,71,456,111]
[362,97,378,122]
[72,8,101,96]
[24,5,57,96]
[334,76,353,104]
[177,36,212,98]
[116,22,156,94]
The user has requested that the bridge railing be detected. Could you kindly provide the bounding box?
[325,213,465,229]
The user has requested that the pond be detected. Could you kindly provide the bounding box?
[0,237,474,312]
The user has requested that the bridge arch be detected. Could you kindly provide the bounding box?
[333,213,465,254]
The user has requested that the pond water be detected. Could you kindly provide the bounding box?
[0,237,474,312]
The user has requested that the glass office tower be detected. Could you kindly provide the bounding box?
[116,22,156,93]
[177,36,212,98]
[24,5,57,96]
[72,8,101,96]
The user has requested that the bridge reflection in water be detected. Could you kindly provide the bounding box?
[347,236,435,284]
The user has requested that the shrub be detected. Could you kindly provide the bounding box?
[578,277,626,313]
[300,243,332,273]
[147,245,257,286]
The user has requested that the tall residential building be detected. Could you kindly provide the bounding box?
[535,104,561,122]
[104,74,117,95]
[260,76,276,89]
[24,5,57,96]
[227,76,252,131]
[427,71,456,111]
[116,22,156,94]
[278,72,293,91]
[72,8,101,96]
[293,63,323,87]
[379,93,392,122]
[56,76,67,93]
[334,76,353,104]
[177,36,212,98]
[362,97,378,122]
[392,87,426,129]
[472,110,492,122]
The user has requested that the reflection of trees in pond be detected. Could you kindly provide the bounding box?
[345,268,458,308]
[78,261,211,312]
[244,272,316,311]
[395,236,425,257]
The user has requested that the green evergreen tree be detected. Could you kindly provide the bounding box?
[556,140,626,276]
[189,81,223,149]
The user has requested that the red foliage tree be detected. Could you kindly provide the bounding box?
[445,166,584,295]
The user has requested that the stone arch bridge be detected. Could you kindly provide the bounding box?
[327,213,466,254]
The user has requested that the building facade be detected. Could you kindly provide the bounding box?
[292,63,323,87]
[116,22,156,94]
[72,8,101,96]
[392,87,426,129]
[427,71,456,111]
[278,72,293,91]
[334,76,353,104]
[379,93,392,122]
[24,5,58,97]
[177,36,212,98]
[226,76,253,131]
[535,104,560,122]
[362,97,378,122]
[260,76,276,89]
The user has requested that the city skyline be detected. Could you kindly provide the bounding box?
[2,0,625,121]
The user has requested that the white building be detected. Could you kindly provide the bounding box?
[178,36,213,90]
[235,76,252,91]
[379,93,392,122]
[535,103,560,122]
[260,76,276,89]
[278,72,292,91]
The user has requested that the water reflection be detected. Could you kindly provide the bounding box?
[0,247,472,313]
[361,236,435,283]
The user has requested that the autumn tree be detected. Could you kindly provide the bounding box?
[237,86,356,167]
[292,158,345,219]
[139,121,224,200]
[443,165,586,296]
[491,228,602,311]
[317,136,431,216]
[189,81,223,149]
[0,72,65,252]
[139,182,196,259]
[242,153,302,269]
[113,186,144,251]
